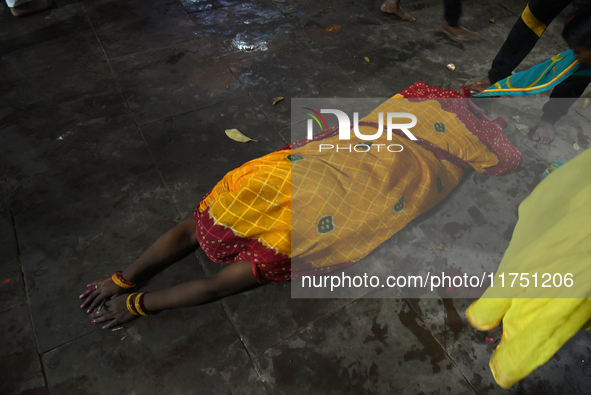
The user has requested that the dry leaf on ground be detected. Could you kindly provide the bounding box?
[225,129,257,143]
[515,124,529,135]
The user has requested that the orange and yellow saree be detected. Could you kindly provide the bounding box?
[194,82,522,283]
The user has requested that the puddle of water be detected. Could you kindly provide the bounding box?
[227,33,268,52]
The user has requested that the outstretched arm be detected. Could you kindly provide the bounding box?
[80,216,200,313]
[89,260,259,329]
[120,215,200,283]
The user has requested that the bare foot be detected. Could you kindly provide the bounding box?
[10,0,54,17]
[381,0,416,22]
[532,121,555,144]
[466,76,491,93]
[441,20,477,41]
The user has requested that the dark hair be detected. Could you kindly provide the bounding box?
[562,5,591,50]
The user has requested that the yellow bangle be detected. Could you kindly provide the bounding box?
[112,271,135,289]
[126,293,140,315]
[134,292,148,316]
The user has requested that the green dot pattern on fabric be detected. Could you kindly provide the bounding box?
[286,154,306,162]
[434,122,446,133]
[436,177,443,193]
[393,196,405,213]
[317,215,335,234]
[355,142,373,151]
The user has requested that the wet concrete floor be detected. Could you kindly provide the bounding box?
[1,0,591,393]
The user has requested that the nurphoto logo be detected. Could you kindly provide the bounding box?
[303,107,417,153]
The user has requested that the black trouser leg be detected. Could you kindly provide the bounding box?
[443,0,462,28]
[541,74,591,124]
[488,0,574,84]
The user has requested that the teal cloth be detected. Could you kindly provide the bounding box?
[474,49,591,97]
[542,161,565,179]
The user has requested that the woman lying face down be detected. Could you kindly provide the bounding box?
[80,82,521,330]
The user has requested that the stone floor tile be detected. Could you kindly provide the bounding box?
[0,27,116,111]
[42,300,267,395]
[404,298,477,350]
[215,278,356,357]
[254,298,477,395]
[0,304,48,395]
[82,0,201,58]
[0,91,142,184]
[337,49,431,97]
[0,180,26,312]
[111,39,245,125]
[139,95,287,216]
[281,0,386,63]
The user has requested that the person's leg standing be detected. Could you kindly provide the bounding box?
[533,74,591,144]
[441,0,477,41]
[443,0,462,27]
[488,0,574,84]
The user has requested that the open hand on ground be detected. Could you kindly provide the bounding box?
[466,76,492,93]
[89,294,138,329]
[79,278,124,314]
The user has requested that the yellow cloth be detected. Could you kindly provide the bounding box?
[198,150,292,254]
[466,148,591,389]
[199,96,502,269]
[521,4,547,37]
[290,97,498,267]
